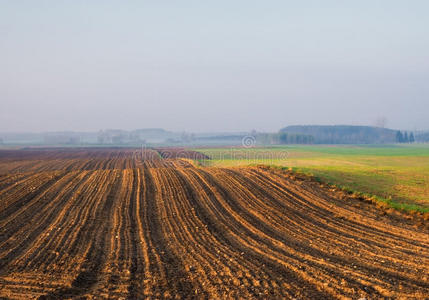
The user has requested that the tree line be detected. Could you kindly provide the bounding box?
[255,132,315,145]
[396,131,415,143]
[279,125,398,144]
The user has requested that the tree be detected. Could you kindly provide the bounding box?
[396,131,403,143]
[279,133,288,144]
[375,116,387,128]
[409,132,415,143]
[404,132,409,143]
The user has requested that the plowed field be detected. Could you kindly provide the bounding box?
[0,148,428,299]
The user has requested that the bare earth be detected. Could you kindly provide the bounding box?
[0,148,428,299]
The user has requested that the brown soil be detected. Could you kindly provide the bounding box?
[0,148,428,299]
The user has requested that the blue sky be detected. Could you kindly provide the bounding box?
[1,1,428,132]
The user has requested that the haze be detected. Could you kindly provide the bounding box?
[1,1,428,133]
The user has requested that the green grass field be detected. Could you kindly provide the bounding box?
[194,144,429,212]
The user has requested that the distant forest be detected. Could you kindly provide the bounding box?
[416,132,429,143]
[261,125,418,145]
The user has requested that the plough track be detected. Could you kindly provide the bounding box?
[0,149,428,299]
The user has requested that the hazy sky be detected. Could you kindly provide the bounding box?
[1,1,428,132]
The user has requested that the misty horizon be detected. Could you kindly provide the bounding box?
[2,1,429,133]
[0,124,422,135]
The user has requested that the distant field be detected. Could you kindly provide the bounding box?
[195,144,429,211]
